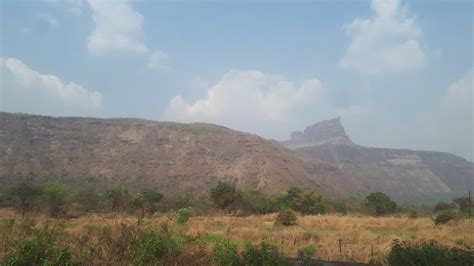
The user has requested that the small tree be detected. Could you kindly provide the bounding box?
[366,192,397,216]
[275,209,297,226]
[135,188,163,219]
[73,188,100,213]
[453,197,472,215]
[103,187,133,213]
[277,187,326,215]
[210,182,240,210]
[8,182,42,217]
[42,182,70,218]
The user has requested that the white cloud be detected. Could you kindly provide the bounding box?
[163,70,322,135]
[0,58,102,116]
[340,0,424,75]
[147,50,170,70]
[44,0,84,15]
[87,0,149,55]
[438,69,473,160]
[443,69,473,113]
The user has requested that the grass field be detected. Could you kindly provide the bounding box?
[1,208,472,265]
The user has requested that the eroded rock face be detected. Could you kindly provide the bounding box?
[281,118,474,201]
[282,117,353,149]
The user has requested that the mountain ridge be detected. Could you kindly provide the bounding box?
[1,112,472,202]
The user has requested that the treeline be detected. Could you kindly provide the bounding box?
[0,180,471,222]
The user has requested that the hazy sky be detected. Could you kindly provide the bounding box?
[1,0,473,160]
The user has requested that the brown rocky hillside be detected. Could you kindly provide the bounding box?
[281,117,474,201]
[0,112,330,195]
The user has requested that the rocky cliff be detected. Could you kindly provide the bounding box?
[281,118,474,201]
[281,117,353,149]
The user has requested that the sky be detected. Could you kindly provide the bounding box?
[0,0,473,160]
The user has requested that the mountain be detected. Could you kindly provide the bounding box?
[281,118,474,201]
[1,112,472,202]
[0,112,330,195]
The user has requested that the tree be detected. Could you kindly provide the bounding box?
[241,190,277,214]
[453,197,472,214]
[8,182,42,217]
[210,182,240,210]
[73,188,100,213]
[366,192,397,216]
[277,187,326,215]
[134,188,164,219]
[104,187,133,213]
[42,182,70,218]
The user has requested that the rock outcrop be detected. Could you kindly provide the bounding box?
[281,118,474,201]
[281,117,353,149]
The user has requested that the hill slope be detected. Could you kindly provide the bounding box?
[281,118,474,201]
[0,112,329,195]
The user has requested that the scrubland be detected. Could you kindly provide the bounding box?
[1,208,472,265]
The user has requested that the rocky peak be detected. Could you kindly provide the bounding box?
[281,117,353,149]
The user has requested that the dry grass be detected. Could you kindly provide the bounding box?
[1,208,472,264]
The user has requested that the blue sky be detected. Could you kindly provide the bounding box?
[0,0,473,160]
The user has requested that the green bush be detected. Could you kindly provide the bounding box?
[241,190,278,214]
[3,237,78,266]
[308,202,326,215]
[277,187,326,215]
[210,182,241,210]
[177,207,193,224]
[434,212,456,225]
[388,240,474,266]
[8,182,42,217]
[212,239,239,266]
[366,192,397,216]
[132,230,181,265]
[275,210,297,226]
[298,245,316,265]
[242,238,290,266]
[42,182,70,218]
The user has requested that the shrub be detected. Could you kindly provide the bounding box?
[298,244,316,265]
[42,182,70,218]
[177,207,193,224]
[103,187,134,213]
[73,188,100,213]
[388,240,474,266]
[132,230,181,265]
[409,209,418,219]
[434,212,456,225]
[210,182,241,210]
[308,202,326,215]
[433,201,456,212]
[241,190,278,214]
[8,182,42,217]
[275,209,297,226]
[277,187,326,215]
[453,197,472,215]
[242,238,289,266]
[212,239,239,266]
[3,236,78,265]
[366,192,397,216]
